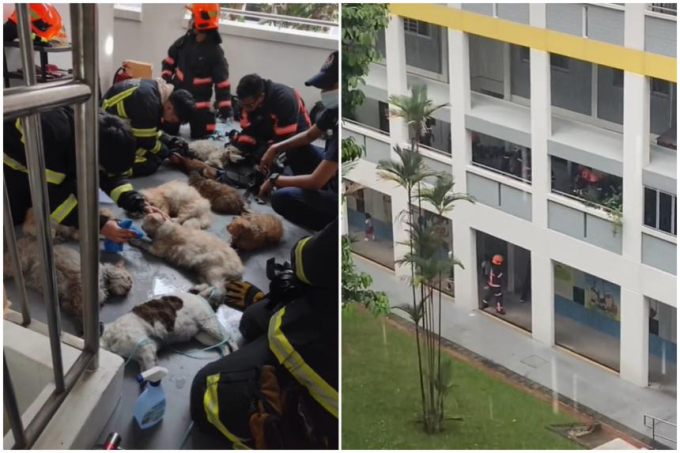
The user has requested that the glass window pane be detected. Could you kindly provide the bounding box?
[644,188,658,228]
[659,192,672,233]
[472,131,532,182]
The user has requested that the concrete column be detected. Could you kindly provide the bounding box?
[622,4,648,263]
[448,16,477,311]
[384,14,411,279]
[529,3,551,229]
[531,253,555,346]
[620,289,649,386]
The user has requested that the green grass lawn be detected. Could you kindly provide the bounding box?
[342,308,581,450]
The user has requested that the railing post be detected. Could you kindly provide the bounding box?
[71,3,101,370]
[4,356,27,448]
[16,2,65,393]
[3,180,31,326]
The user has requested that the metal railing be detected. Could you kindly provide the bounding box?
[649,3,677,16]
[3,4,100,449]
[643,414,677,445]
[219,7,339,29]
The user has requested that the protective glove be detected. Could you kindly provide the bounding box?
[167,136,190,156]
[224,281,265,309]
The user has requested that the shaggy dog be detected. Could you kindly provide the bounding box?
[187,171,246,215]
[130,213,243,297]
[226,212,284,251]
[100,291,240,371]
[139,180,212,230]
[3,238,133,318]
[188,140,228,168]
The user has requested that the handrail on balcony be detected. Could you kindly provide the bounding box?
[649,3,677,16]
[3,4,100,449]
[220,7,338,28]
[643,414,677,445]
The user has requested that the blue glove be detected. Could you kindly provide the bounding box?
[103,220,144,253]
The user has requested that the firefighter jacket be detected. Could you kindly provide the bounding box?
[487,264,505,290]
[161,31,232,119]
[236,79,312,155]
[3,107,146,228]
[267,218,339,420]
[101,78,171,175]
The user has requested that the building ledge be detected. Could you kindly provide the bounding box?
[468,93,531,147]
[644,144,677,194]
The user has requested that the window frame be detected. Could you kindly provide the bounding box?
[643,186,677,236]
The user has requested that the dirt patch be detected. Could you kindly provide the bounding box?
[383,311,662,450]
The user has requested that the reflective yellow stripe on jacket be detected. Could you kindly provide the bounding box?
[3,154,66,185]
[294,237,312,284]
[101,86,138,117]
[268,307,338,418]
[110,183,133,203]
[131,127,158,138]
[203,374,251,449]
[50,194,78,224]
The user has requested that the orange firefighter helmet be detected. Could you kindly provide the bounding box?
[186,4,220,31]
[492,254,504,266]
[9,4,63,42]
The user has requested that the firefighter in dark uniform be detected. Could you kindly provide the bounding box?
[233,73,313,166]
[3,108,167,241]
[258,51,339,231]
[190,218,339,449]
[160,3,232,139]
[101,78,195,177]
[482,254,506,315]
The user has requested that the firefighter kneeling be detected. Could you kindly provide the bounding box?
[190,218,338,449]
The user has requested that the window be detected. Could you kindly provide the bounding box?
[644,187,677,236]
[378,101,390,134]
[213,4,338,34]
[550,54,570,71]
[403,18,430,37]
[612,69,624,88]
[472,131,532,183]
[652,78,671,97]
[519,46,530,63]
[550,157,622,210]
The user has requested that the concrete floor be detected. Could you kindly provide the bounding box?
[354,255,677,448]
[4,123,313,449]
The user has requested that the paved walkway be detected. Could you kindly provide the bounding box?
[354,256,677,448]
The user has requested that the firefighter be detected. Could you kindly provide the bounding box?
[234,73,313,166]
[3,3,62,45]
[257,51,339,231]
[190,218,338,449]
[101,77,195,177]
[161,3,232,139]
[482,254,506,315]
[3,108,167,241]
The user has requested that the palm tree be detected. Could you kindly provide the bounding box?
[379,88,474,434]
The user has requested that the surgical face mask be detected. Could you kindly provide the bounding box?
[320,89,338,109]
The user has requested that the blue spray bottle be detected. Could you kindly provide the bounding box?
[133,366,168,429]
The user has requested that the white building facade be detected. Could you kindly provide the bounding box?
[343,3,677,389]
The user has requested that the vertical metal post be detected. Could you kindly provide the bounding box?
[16,3,65,393]
[3,181,31,326]
[71,3,101,369]
[4,356,27,449]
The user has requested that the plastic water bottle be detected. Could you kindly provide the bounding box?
[133,366,168,429]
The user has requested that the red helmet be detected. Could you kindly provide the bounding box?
[9,4,63,41]
[186,4,220,31]
[492,254,504,265]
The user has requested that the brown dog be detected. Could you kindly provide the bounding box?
[188,172,246,215]
[226,212,284,251]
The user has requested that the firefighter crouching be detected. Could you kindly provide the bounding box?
[190,218,339,449]
[101,77,195,177]
[161,3,232,139]
[3,109,166,242]
[482,254,506,315]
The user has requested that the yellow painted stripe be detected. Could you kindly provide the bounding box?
[50,194,78,224]
[294,236,312,284]
[203,374,251,449]
[389,3,677,82]
[110,183,133,203]
[268,308,338,418]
